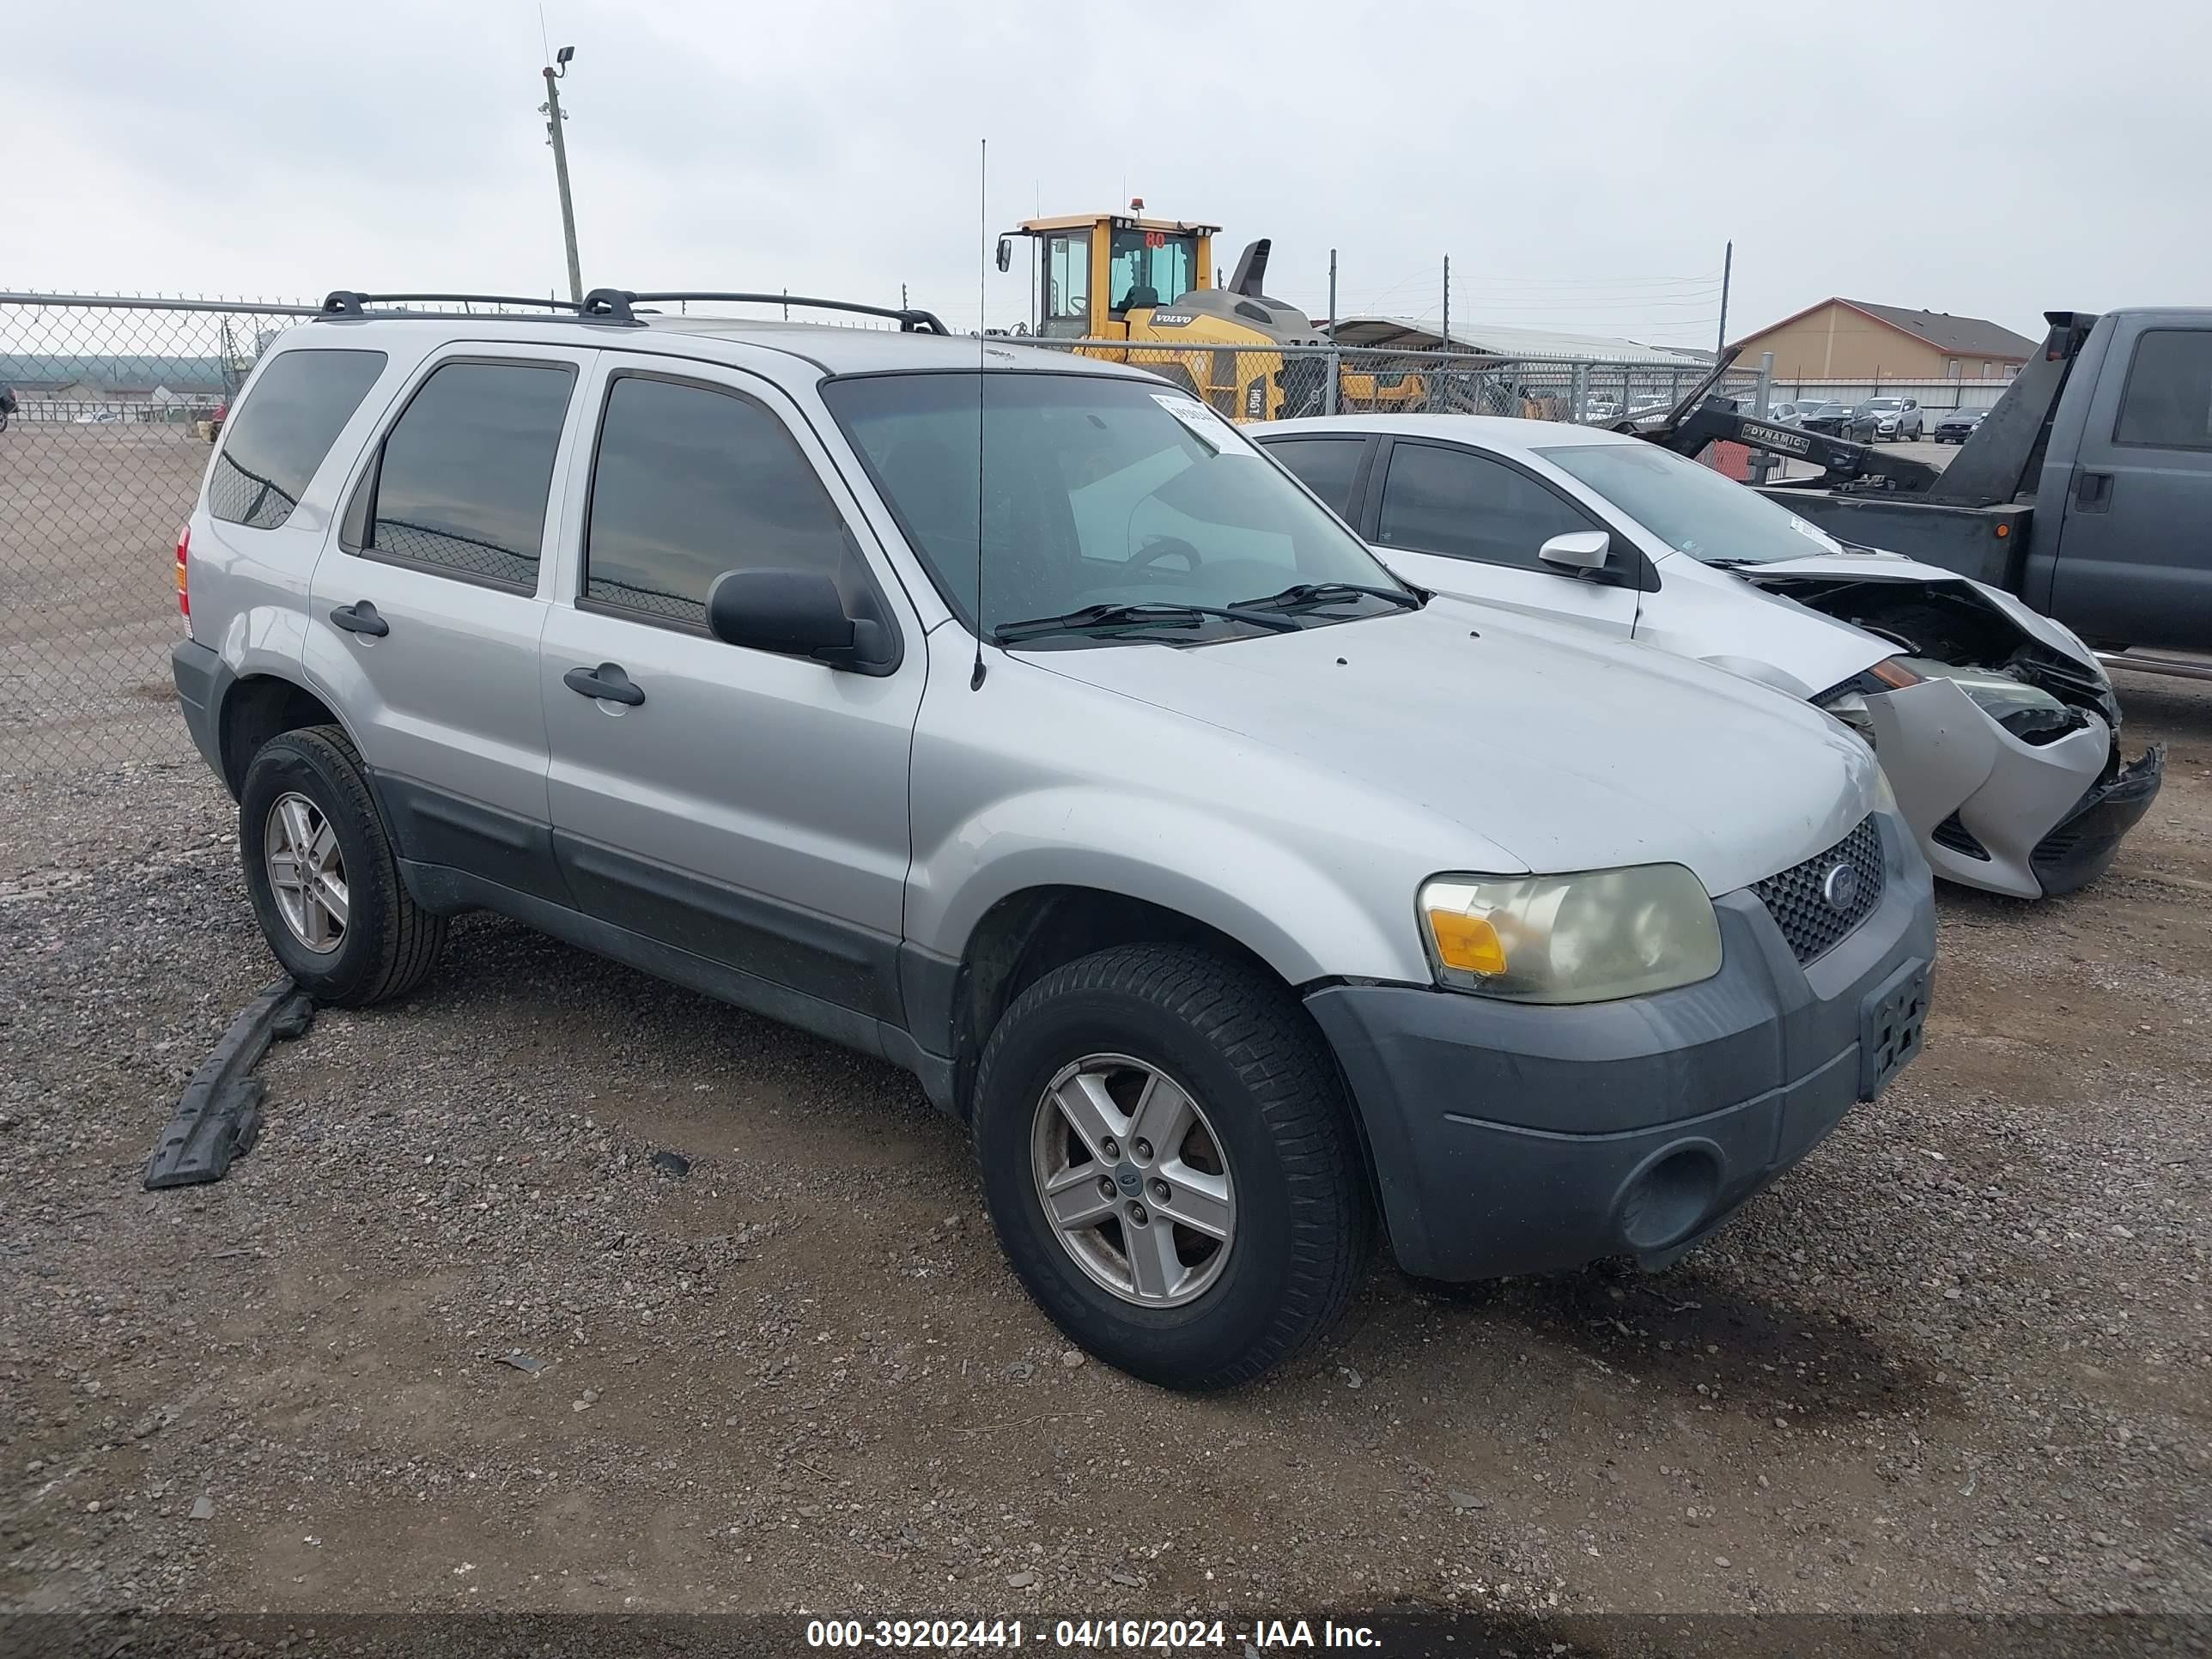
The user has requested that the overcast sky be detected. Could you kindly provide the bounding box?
[15,0,2205,348]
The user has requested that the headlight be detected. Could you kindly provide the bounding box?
[1871,764,1898,816]
[1418,865,1723,1005]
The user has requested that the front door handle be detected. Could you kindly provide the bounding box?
[2075,471,2114,512]
[564,662,646,706]
[329,599,389,637]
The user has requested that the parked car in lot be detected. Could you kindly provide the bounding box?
[1256,414,2162,898]
[1932,406,1989,443]
[1850,397,1923,441]
[172,297,1934,1389]
[1796,399,1853,436]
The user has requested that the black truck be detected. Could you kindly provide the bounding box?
[1632,310,2212,678]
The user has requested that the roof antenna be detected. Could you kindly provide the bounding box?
[970,137,988,692]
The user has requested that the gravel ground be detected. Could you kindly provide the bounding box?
[1,674,2207,1626]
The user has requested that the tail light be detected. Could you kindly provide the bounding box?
[174,525,191,620]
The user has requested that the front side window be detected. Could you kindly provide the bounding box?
[1042,232,1091,337]
[1109,229,1196,312]
[823,372,1403,638]
[362,360,574,589]
[1262,436,1367,517]
[1538,439,1844,567]
[1376,443,1597,568]
[209,348,386,529]
[2114,328,2212,451]
[584,374,857,629]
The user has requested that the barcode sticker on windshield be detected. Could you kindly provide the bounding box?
[1787,514,1841,551]
[1152,393,1259,456]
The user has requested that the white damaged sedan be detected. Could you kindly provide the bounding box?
[1255,416,2165,899]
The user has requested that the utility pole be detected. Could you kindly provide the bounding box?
[540,46,582,305]
[1715,239,1733,362]
[1326,247,1337,337]
[1440,255,1450,349]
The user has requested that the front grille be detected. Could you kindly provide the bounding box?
[1930,811,1990,860]
[1751,816,1886,965]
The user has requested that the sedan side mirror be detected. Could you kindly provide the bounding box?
[1538,529,1613,574]
[707,568,885,670]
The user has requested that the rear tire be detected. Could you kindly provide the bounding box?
[239,724,445,1006]
[971,944,1370,1390]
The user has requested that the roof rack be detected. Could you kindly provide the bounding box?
[582,289,952,335]
[316,291,641,324]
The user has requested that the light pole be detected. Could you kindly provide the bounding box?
[540,45,582,305]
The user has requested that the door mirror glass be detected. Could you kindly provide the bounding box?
[1538,529,1612,573]
[707,568,866,664]
[994,236,1012,274]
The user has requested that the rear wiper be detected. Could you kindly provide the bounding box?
[1234,580,1422,613]
[993,601,1300,644]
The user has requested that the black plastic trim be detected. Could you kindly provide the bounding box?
[397,861,891,1062]
[373,774,572,906]
[550,830,901,1022]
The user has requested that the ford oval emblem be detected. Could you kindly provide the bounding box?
[1820,862,1860,915]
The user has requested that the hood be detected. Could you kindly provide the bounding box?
[1023,599,1876,896]
[1737,550,2101,671]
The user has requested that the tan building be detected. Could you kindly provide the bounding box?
[1730,298,2037,381]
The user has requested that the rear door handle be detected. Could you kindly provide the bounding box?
[564,662,646,706]
[2075,471,2114,512]
[329,600,389,637]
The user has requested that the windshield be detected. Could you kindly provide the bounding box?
[1536,440,1845,566]
[1108,229,1196,312]
[823,371,1404,637]
[1861,398,1902,413]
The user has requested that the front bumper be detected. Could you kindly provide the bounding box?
[1864,677,2156,898]
[1304,812,1936,1281]
[2030,744,2166,895]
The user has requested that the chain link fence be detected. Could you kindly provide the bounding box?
[1,293,323,776]
[0,291,1756,777]
[1009,337,1757,427]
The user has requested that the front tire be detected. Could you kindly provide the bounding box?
[972,945,1370,1389]
[239,725,446,1006]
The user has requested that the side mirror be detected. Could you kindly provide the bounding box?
[707,568,882,669]
[1538,529,1613,574]
[994,237,1012,274]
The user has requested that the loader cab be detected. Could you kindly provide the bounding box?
[1000,210,1216,339]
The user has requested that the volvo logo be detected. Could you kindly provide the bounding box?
[1820,862,1861,915]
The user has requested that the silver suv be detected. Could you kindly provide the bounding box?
[170,289,1936,1389]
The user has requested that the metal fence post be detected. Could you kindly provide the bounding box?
[1571,362,1589,423]
[1325,346,1340,416]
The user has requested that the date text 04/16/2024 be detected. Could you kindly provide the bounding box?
[803,1618,1382,1650]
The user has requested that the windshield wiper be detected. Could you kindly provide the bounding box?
[993,601,1300,644]
[1234,580,1421,614]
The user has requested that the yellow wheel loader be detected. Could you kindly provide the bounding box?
[996,208,1451,422]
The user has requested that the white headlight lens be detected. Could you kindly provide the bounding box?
[1418,865,1723,1005]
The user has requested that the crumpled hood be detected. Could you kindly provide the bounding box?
[1025,599,1876,895]
[1741,550,2101,671]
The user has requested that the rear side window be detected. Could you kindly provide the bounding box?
[359,361,575,590]
[583,373,854,629]
[208,349,386,529]
[1376,442,1597,568]
[2114,328,2212,451]
[1263,437,1366,517]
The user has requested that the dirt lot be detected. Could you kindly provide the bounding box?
[0,670,2205,1627]
[2,419,2207,1636]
